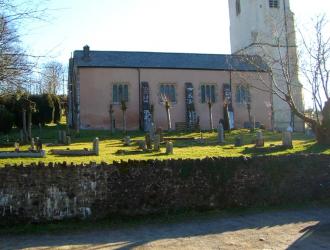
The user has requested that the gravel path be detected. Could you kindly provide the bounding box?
[1,207,330,250]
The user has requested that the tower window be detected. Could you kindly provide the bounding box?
[236,0,241,15]
[269,0,279,8]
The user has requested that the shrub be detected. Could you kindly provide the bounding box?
[0,105,14,134]
[30,94,54,125]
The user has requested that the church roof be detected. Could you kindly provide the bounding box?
[73,50,269,72]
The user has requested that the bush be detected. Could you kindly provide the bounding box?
[0,94,27,129]
[0,105,14,134]
[50,94,61,123]
[30,94,54,125]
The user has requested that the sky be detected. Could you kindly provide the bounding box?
[15,0,330,105]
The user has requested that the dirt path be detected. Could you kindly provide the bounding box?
[1,207,330,250]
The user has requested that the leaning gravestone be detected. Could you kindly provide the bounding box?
[30,138,35,151]
[93,137,100,156]
[255,131,264,147]
[154,134,160,151]
[165,141,173,154]
[282,131,293,148]
[217,123,224,143]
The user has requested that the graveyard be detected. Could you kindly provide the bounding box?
[0,121,328,166]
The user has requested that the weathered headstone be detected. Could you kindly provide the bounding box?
[154,134,160,151]
[149,122,155,141]
[36,137,43,151]
[93,137,99,155]
[66,136,71,145]
[137,140,147,151]
[217,123,224,143]
[255,131,264,147]
[282,131,293,148]
[14,142,20,152]
[165,141,173,154]
[123,136,131,146]
[156,127,164,142]
[145,134,152,150]
[30,138,35,151]
[234,134,243,147]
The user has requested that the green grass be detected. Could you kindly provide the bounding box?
[0,121,329,166]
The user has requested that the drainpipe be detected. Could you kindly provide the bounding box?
[137,68,141,130]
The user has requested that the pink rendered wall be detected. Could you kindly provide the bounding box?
[78,67,272,131]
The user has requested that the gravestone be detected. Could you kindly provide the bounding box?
[14,142,20,152]
[154,134,160,151]
[93,137,100,155]
[36,137,43,151]
[58,130,63,144]
[234,134,243,147]
[217,123,224,143]
[137,140,147,151]
[123,136,131,146]
[30,138,35,151]
[66,136,71,145]
[255,131,264,147]
[62,131,67,144]
[156,127,164,142]
[145,134,152,150]
[282,132,293,148]
[165,141,173,154]
[149,122,155,141]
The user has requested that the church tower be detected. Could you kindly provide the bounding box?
[228,0,304,131]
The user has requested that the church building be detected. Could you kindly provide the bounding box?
[68,0,303,132]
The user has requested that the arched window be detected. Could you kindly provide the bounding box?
[236,0,241,15]
[235,85,250,104]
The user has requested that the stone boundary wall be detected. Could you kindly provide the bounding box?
[0,154,330,225]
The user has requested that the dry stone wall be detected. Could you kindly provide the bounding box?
[0,154,330,225]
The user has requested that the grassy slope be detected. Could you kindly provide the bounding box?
[0,122,329,166]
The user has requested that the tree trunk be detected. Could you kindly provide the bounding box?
[166,107,172,131]
[122,110,126,134]
[208,103,213,131]
[22,108,27,143]
[28,110,32,141]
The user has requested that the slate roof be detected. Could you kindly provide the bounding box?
[73,50,269,72]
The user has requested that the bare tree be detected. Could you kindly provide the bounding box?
[235,14,330,144]
[207,98,214,131]
[120,100,127,134]
[161,94,172,131]
[40,61,64,94]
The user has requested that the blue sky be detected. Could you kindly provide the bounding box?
[17,0,330,105]
[20,0,329,65]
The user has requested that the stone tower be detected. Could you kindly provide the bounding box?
[228,0,304,131]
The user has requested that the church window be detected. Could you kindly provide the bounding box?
[269,0,279,8]
[236,0,241,15]
[201,84,216,103]
[113,83,128,103]
[235,85,250,104]
[160,84,176,103]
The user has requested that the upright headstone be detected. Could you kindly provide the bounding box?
[282,132,293,148]
[234,134,243,147]
[66,136,71,145]
[62,130,67,144]
[255,131,264,147]
[165,141,173,154]
[154,134,160,151]
[123,136,131,146]
[217,123,224,143]
[149,122,155,141]
[93,137,100,155]
[30,138,35,151]
[156,127,164,142]
[58,130,63,144]
[145,134,152,150]
[36,137,43,151]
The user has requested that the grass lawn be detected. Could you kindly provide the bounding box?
[0,121,329,166]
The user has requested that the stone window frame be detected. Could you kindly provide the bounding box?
[111,82,130,105]
[199,83,218,104]
[235,85,251,105]
[158,83,177,105]
[269,0,279,8]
